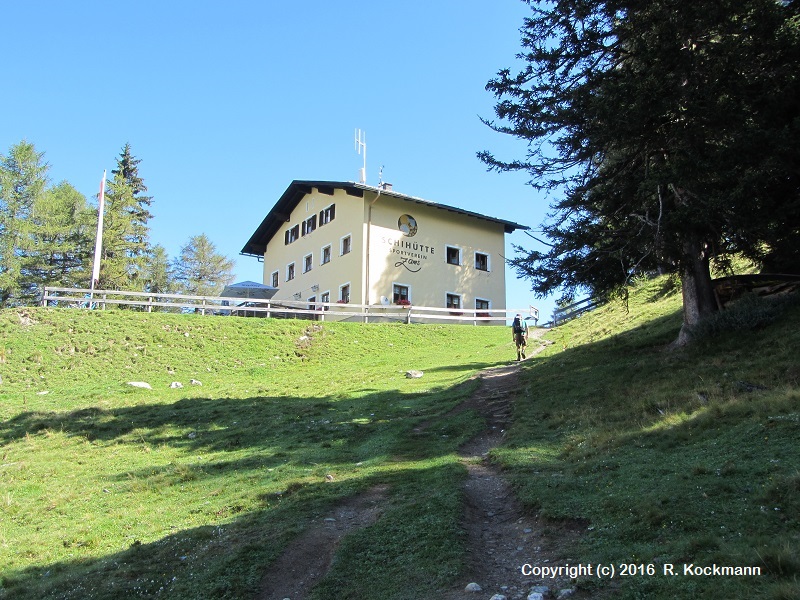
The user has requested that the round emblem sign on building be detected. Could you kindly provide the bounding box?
[398,214,417,237]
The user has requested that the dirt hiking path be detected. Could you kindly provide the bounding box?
[258,330,584,600]
[441,331,584,599]
[257,485,387,600]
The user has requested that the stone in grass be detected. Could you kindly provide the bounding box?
[190,379,202,386]
[465,582,482,592]
[127,381,152,389]
[405,370,424,379]
[528,587,549,600]
[170,381,184,389]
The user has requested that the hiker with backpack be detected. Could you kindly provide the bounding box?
[512,313,528,361]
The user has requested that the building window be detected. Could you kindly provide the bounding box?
[475,252,489,271]
[320,204,336,225]
[446,246,461,266]
[303,253,313,273]
[321,245,331,265]
[284,224,300,245]
[302,215,317,236]
[475,298,490,319]
[271,270,279,288]
[321,291,330,310]
[339,283,350,303]
[286,262,295,281]
[307,295,316,310]
[446,293,461,309]
[341,234,352,256]
[393,284,409,304]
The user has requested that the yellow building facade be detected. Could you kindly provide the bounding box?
[241,181,527,313]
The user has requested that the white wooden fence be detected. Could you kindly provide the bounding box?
[41,287,539,326]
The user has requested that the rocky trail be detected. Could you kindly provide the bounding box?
[258,330,586,600]
[441,332,585,600]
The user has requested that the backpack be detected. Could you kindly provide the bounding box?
[512,317,524,334]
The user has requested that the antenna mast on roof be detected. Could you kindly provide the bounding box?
[354,128,366,184]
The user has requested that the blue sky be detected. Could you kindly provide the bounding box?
[3,0,558,322]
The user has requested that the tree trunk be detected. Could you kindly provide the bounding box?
[675,237,718,346]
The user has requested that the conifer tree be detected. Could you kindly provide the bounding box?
[143,244,173,295]
[21,181,94,300]
[481,0,800,344]
[98,144,153,290]
[172,234,235,297]
[0,141,48,306]
[112,142,153,230]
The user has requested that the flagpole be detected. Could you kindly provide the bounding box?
[90,170,106,299]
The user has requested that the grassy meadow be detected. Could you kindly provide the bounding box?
[0,310,512,599]
[498,277,800,600]
[1,277,799,599]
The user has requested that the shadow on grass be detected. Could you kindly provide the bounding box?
[0,462,467,600]
[7,300,797,599]
[416,359,512,374]
[497,303,800,596]
[0,383,484,599]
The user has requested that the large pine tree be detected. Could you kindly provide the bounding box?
[481,0,800,344]
[22,181,94,298]
[98,144,154,291]
[1,142,96,305]
[0,142,48,306]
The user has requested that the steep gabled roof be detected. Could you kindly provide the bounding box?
[240,180,529,257]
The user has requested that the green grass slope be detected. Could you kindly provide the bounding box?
[0,309,513,600]
[498,277,800,599]
[0,280,798,600]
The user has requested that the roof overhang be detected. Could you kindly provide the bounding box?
[220,280,278,300]
[240,180,529,257]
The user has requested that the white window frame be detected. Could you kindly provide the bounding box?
[321,244,332,265]
[270,270,279,288]
[303,253,313,273]
[474,251,490,272]
[340,234,352,256]
[285,224,299,245]
[286,262,296,282]
[302,214,317,236]
[445,245,461,266]
[339,282,351,303]
[446,292,462,310]
[392,282,411,304]
[320,290,331,310]
[475,298,491,310]
[320,203,336,225]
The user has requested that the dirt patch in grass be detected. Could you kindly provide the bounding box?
[257,484,388,600]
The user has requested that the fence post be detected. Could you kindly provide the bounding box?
[148,296,153,313]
